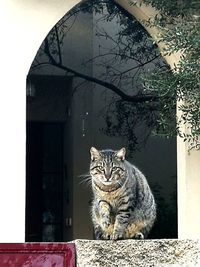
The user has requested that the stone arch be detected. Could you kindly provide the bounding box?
[24,0,181,76]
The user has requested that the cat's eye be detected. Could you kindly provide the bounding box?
[98,166,104,171]
[112,167,117,171]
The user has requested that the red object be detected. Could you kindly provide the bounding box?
[0,243,75,267]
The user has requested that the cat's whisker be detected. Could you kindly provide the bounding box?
[78,174,92,187]
[117,180,123,187]
[79,179,91,186]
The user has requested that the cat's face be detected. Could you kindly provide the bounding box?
[90,147,126,190]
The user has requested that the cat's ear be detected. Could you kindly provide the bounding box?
[90,147,100,161]
[115,148,126,161]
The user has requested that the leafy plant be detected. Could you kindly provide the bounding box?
[141,0,200,149]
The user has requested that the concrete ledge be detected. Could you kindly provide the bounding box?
[75,239,200,267]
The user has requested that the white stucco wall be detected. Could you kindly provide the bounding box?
[1,0,199,242]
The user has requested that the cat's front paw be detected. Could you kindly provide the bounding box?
[95,232,103,240]
[94,225,103,240]
[110,232,123,240]
[102,233,111,240]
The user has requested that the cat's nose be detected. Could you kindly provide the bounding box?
[105,175,111,181]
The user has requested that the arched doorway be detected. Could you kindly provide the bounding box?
[26,0,177,242]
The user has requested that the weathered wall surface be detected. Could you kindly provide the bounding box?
[75,239,200,267]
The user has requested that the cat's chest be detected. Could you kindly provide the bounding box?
[97,190,121,208]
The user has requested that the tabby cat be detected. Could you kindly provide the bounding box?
[89,147,156,240]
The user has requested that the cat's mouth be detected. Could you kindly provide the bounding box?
[102,180,113,185]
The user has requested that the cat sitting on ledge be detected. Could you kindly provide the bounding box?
[89,147,156,240]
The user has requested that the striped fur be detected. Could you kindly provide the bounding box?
[89,147,156,240]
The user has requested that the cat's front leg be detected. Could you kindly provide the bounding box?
[111,211,130,240]
[99,200,111,231]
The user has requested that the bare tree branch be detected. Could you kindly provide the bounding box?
[54,25,62,65]
[41,38,159,103]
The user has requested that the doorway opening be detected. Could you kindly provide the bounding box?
[26,122,64,241]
